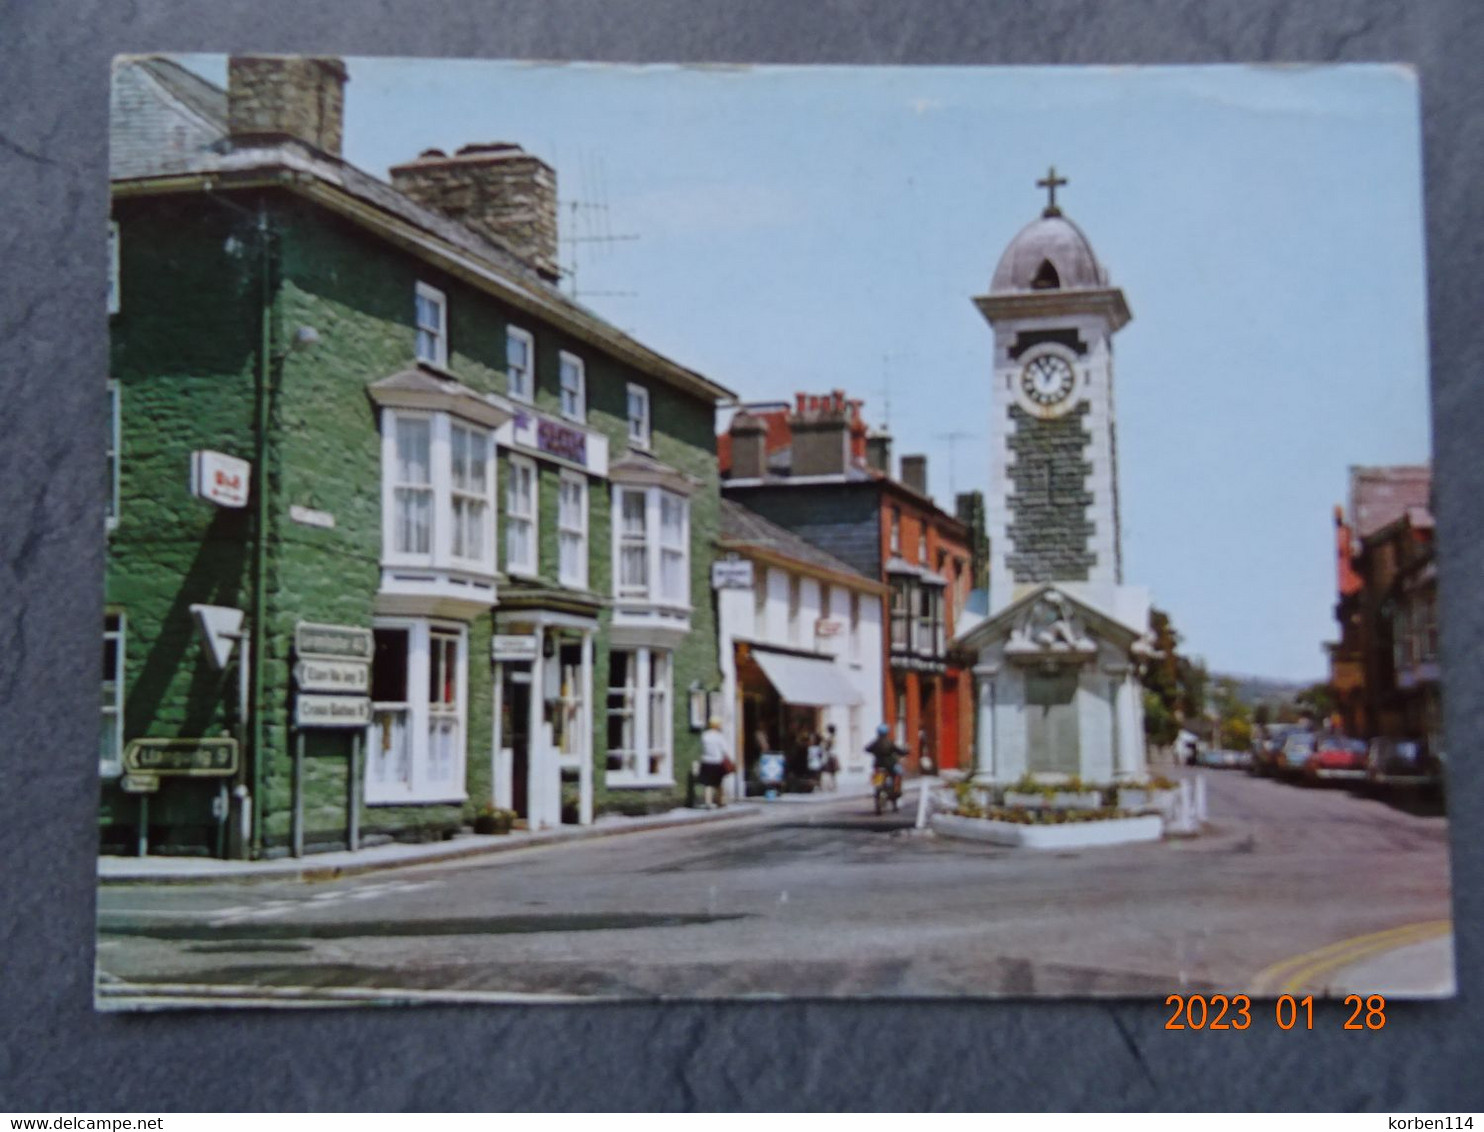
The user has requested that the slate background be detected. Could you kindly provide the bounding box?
[1,0,1480,1112]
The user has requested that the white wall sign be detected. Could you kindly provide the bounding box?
[295,621,374,661]
[190,450,251,508]
[295,695,372,729]
[290,504,336,529]
[492,634,539,662]
[294,658,370,694]
[711,559,755,589]
[120,774,159,794]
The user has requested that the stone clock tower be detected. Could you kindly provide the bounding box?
[956,170,1151,785]
[973,167,1132,608]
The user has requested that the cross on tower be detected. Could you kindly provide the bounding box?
[1037,165,1067,216]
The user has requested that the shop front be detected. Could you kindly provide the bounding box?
[492,603,596,830]
[736,641,864,794]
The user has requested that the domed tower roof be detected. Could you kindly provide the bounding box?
[989,165,1110,293]
[990,211,1109,293]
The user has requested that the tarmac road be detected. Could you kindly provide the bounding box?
[96,770,1453,1005]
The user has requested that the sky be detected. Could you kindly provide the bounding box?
[183,57,1432,683]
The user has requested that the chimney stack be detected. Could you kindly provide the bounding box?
[227,56,348,158]
[865,430,892,475]
[728,413,767,480]
[900,454,928,497]
[390,144,560,282]
[789,390,851,477]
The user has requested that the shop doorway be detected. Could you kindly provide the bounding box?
[501,664,532,820]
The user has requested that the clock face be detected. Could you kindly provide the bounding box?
[1020,354,1076,408]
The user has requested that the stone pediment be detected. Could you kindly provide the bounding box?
[952,582,1144,662]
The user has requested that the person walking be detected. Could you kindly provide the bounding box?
[820,725,839,791]
[699,716,732,809]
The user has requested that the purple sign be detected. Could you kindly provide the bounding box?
[537,419,587,466]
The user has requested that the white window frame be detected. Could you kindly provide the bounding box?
[366,618,469,805]
[101,612,125,777]
[449,422,495,568]
[506,325,535,403]
[626,383,651,450]
[559,350,586,422]
[605,646,674,786]
[108,220,120,316]
[505,453,538,577]
[414,281,448,369]
[610,485,690,608]
[380,409,498,577]
[557,470,589,589]
[106,381,120,533]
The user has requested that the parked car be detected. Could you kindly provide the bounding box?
[1196,747,1251,769]
[1250,726,1296,777]
[1365,737,1441,792]
[1301,736,1368,784]
[1274,730,1316,779]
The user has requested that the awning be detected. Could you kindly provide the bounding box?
[752,649,863,707]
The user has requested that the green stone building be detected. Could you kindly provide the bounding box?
[103,56,732,857]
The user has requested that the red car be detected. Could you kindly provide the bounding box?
[1301,736,1368,784]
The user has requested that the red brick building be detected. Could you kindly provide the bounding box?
[720,391,976,772]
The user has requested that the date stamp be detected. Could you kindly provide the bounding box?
[1164,994,1388,1031]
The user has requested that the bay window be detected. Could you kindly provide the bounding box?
[612,486,689,607]
[368,620,467,804]
[606,647,673,783]
[558,471,588,589]
[382,410,496,575]
[505,454,537,577]
[890,580,910,650]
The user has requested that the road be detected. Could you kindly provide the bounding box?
[96,769,1453,1004]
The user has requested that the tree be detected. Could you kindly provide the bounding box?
[1142,606,1207,747]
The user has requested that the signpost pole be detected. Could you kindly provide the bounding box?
[293,731,305,858]
[348,731,361,852]
[137,794,149,858]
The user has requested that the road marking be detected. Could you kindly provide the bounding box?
[1250,919,1452,995]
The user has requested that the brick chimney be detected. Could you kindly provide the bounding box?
[789,390,852,478]
[390,143,560,282]
[227,56,348,157]
[865,430,892,475]
[728,413,767,480]
[900,454,928,496]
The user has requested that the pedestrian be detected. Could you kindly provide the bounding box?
[820,725,839,791]
[699,716,732,809]
[806,731,825,789]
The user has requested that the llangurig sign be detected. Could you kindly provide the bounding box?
[123,738,239,777]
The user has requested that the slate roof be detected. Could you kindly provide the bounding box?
[1348,465,1432,539]
[109,56,735,404]
[718,498,875,584]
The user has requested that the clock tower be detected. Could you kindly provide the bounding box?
[973,168,1132,610]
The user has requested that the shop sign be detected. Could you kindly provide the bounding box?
[190,450,251,508]
[290,504,336,530]
[537,419,587,465]
[294,658,370,694]
[123,738,239,777]
[758,752,786,785]
[815,617,845,638]
[296,695,372,729]
[295,621,374,661]
[120,773,160,794]
[492,634,539,662]
[711,559,754,589]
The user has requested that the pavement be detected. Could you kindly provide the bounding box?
[98,801,763,885]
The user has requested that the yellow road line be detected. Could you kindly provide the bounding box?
[1250,920,1451,995]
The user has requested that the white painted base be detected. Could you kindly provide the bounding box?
[930,811,1163,850]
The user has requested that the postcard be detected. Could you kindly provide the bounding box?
[96,54,1448,1008]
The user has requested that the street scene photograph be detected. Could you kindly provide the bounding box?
[95,54,1450,1007]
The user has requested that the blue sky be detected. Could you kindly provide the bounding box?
[184,57,1431,682]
